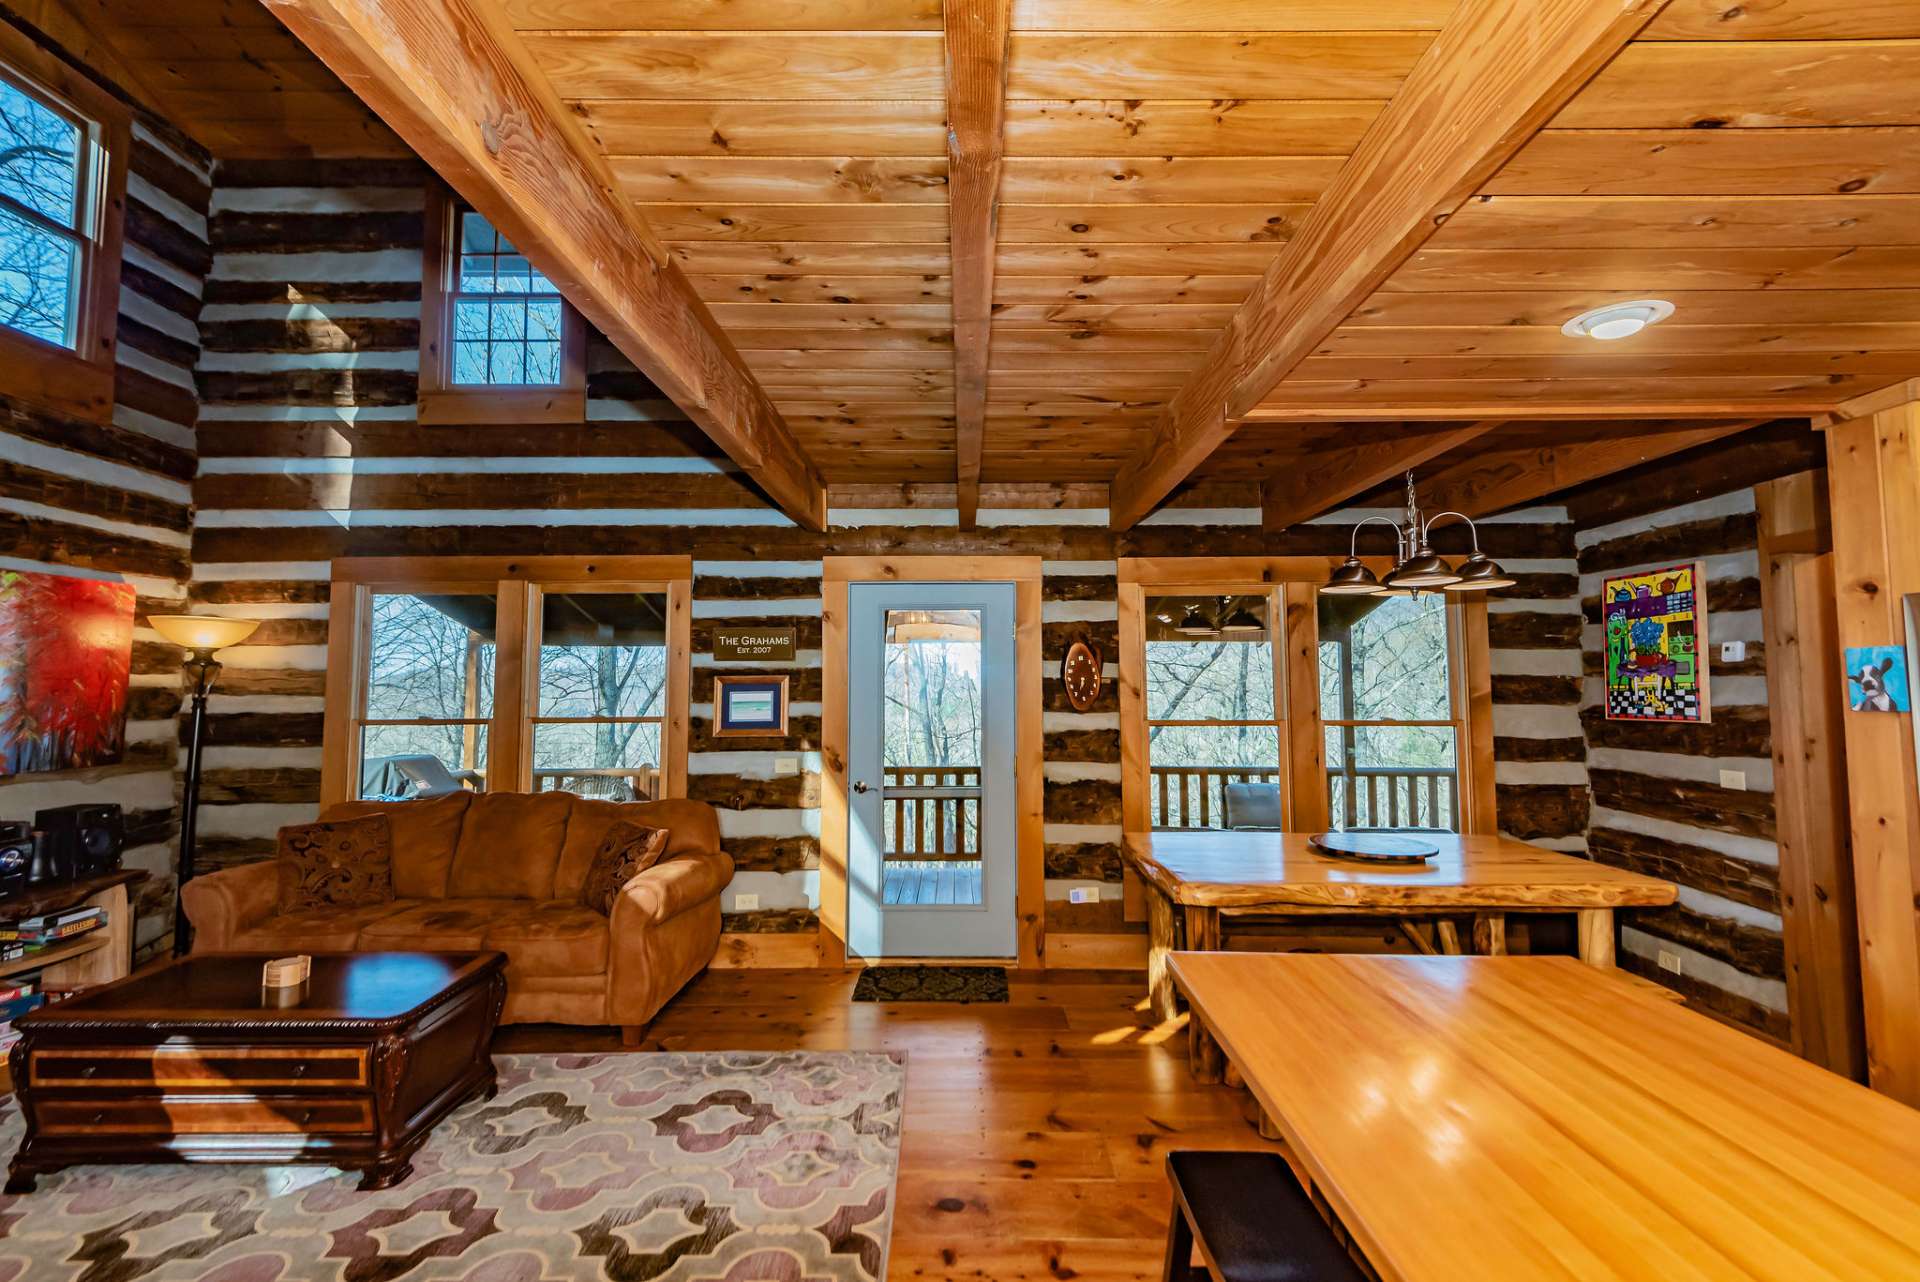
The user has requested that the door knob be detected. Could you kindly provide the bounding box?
[852,780,869,794]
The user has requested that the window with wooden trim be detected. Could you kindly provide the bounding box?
[1119,559,1495,839]
[321,559,688,807]
[0,24,127,423]
[417,185,585,425]
[1317,592,1465,832]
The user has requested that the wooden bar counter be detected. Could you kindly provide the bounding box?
[1126,830,1676,1026]
[1169,953,1920,1282]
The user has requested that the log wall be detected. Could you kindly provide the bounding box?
[181,162,1591,962]
[0,12,209,959]
[1575,489,1788,1039]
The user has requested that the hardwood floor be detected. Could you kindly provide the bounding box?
[494,966,1282,1281]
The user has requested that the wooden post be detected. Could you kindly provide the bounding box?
[1756,471,1868,1081]
[1183,906,1225,1083]
[1824,399,1920,1106]
[1577,909,1616,969]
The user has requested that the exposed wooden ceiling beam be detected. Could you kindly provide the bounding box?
[1260,421,1502,531]
[942,0,1012,529]
[1418,420,1770,518]
[262,0,827,530]
[1104,0,1667,530]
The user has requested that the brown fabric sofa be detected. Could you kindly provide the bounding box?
[180,792,733,1041]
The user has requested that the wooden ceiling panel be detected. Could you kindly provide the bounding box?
[1348,289,1920,328]
[501,0,943,29]
[672,244,952,274]
[77,0,406,155]
[690,276,952,305]
[1001,99,1383,155]
[1004,33,1431,99]
[993,276,1260,306]
[1434,195,1920,249]
[996,158,1343,204]
[1552,40,1920,128]
[996,204,1310,244]
[612,157,949,204]
[574,101,948,156]
[647,206,950,242]
[1316,323,1920,358]
[520,34,946,100]
[1008,0,1458,32]
[1384,246,1920,292]
[1645,0,1920,40]
[1491,127,1920,196]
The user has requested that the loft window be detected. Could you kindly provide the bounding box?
[0,27,128,423]
[418,184,585,424]
[0,74,88,349]
[451,210,563,385]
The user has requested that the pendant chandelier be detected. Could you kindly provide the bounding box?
[1321,471,1515,597]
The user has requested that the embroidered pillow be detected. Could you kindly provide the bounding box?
[275,814,394,912]
[580,821,671,915]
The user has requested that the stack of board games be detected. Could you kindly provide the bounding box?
[0,905,107,963]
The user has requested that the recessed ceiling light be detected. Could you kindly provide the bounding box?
[1561,299,1675,341]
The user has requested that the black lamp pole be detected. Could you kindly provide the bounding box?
[173,647,222,957]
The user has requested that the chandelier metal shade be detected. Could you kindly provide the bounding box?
[1319,471,1515,598]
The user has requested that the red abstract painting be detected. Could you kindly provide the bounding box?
[0,569,135,777]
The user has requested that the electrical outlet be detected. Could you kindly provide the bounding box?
[733,893,760,911]
[1719,768,1747,791]
[1068,886,1100,905]
[1720,640,1747,663]
[773,757,799,776]
[1657,949,1683,976]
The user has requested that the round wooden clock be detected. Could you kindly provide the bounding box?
[1061,638,1103,711]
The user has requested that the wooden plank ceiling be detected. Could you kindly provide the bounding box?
[79,0,1920,522]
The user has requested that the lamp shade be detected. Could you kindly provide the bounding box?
[1217,602,1264,634]
[1441,553,1517,592]
[1320,557,1383,596]
[1385,549,1460,590]
[148,614,263,651]
[1176,603,1216,635]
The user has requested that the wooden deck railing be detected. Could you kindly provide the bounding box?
[881,766,980,862]
[1149,763,1459,831]
[533,767,656,801]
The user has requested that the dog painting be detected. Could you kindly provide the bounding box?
[1844,646,1910,714]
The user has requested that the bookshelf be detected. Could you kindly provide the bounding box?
[0,870,144,989]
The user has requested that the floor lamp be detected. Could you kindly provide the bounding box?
[148,614,262,957]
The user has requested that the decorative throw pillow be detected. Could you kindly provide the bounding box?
[275,814,395,913]
[580,821,671,915]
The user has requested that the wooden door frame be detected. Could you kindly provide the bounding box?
[820,556,1044,969]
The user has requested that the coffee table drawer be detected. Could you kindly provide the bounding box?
[35,1095,374,1136]
[29,1047,368,1090]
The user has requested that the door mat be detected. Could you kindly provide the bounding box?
[853,965,1010,1003]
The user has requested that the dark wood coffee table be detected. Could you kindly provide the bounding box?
[5,950,506,1193]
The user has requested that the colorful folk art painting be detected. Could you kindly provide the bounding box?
[1602,561,1711,724]
[0,568,136,777]
[1843,645,1910,713]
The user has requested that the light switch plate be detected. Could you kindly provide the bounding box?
[773,757,799,776]
[1658,949,1683,975]
[733,893,760,911]
[1720,640,1747,662]
[1719,768,1747,791]
[1068,887,1099,904]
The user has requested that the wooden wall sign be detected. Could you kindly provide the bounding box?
[1062,638,1103,712]
[713,624,797,663]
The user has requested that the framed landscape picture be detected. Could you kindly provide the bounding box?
[1602,561,1711,724]
[0,567,137,776]
[713,674,789,738]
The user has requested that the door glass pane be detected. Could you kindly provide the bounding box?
[1318,593,1452,722]
[360,725,486,800]
[881,608,982,907]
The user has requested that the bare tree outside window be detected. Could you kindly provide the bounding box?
[1144,595,1280,829]
[1319,593,1458,831]
[0,75,85,348]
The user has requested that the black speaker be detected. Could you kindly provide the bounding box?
[31,803,123,881]
[0,821,28,900]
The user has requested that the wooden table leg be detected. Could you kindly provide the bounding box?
[1435,919,1463,955]
[1146,888,1186,1022]
[1473,912,1508,956]
[1182,906,1226,1083]
[1577,908,1616,968]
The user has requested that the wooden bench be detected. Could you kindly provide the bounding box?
[1163,1150,1368,1282]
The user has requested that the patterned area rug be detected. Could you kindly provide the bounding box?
[851,965,1008,1003]
[0,1051,904,1281]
